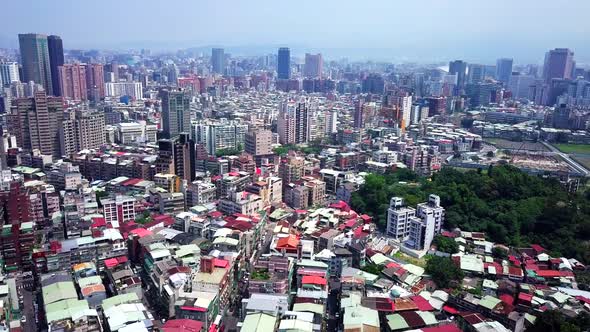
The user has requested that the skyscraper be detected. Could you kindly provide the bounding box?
[211,48,225,74]
[496,58,513,86]
[448,60,467,94]
[161,88,191,139]
[0,62,19,86]
[277,47,291,79]
[47,35,64,96]
[58,64,87,101]
[303,53,323,78]
[18,34,53,95]
[467,64,485,84]
[543,48,575,84]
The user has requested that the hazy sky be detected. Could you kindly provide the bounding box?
[2,0,590,64]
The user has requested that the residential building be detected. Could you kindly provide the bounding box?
[101,195,136,228]
[10,91,64,158]
[0,62,19,86]
[104,81,143,99]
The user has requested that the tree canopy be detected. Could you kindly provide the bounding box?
[350,165,590,263]
[425,256,464,288]
[433,235,459,254]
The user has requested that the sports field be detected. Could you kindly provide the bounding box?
[554,143,590,154]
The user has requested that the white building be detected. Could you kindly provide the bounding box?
[417,194,445,234]
[386,197,416,240]
[105,82,143,100]
[102,195,136,228]
[116,122,157,144]
[386,194,445,249]
[0,62,19,86]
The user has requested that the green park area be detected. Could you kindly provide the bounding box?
[554,143,590,154]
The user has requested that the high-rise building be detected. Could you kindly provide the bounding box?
[10,91,64,158]
[60,110,106,156]
[58,64,87,101]
[543,48,575,84]
[85,63,105,101]
[47,35,64,96]
[161,88,191,139]
[467,64,485,84]
[303,53,323,78]
[0,62,20,86]
[496,58,513,86]
[18,34,53,95]
[211,48,225,74]
[508,72,536,99]
[277,98,309,144]
[448,60,467,94]
[194,121,247,156]
[353,98,364,128]
[277,47,291,80]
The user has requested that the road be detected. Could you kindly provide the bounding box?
[21,288,37,332]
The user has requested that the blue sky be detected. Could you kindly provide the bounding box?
[1,0,589,64]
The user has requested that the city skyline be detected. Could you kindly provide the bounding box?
[1,0,590,64]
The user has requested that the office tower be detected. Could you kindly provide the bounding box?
[211,48,225,74]
[277,47,291,79]
[543,48,575,84]
[496,58,513,86]
[161,89,191,139]
[245,129,273,156]
[353,98,364,128]
[361,74,385,94]
[85,63,105,101]
[448,60,467,94]
[303,53,323,78]
[60,110,106,156]
[508,72,536,99]
[58,64,88,101]
[47,35,64,96]
[0,62,20,86]
[467,64,485,84]
[11,91,64,158]
[18,34,53,94]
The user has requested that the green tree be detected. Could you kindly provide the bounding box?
[492,247,509,259]
[433,236,459,254]
[425,256,464,288]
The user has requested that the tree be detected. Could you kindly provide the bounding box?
[425,256,464,288]
[433,236,459,254]
[486,151,494,158]
[361,263,383,275]
[349,165,590,264]
[273,146,289,156]
[492,247,508,259]
[529,310,590,332]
